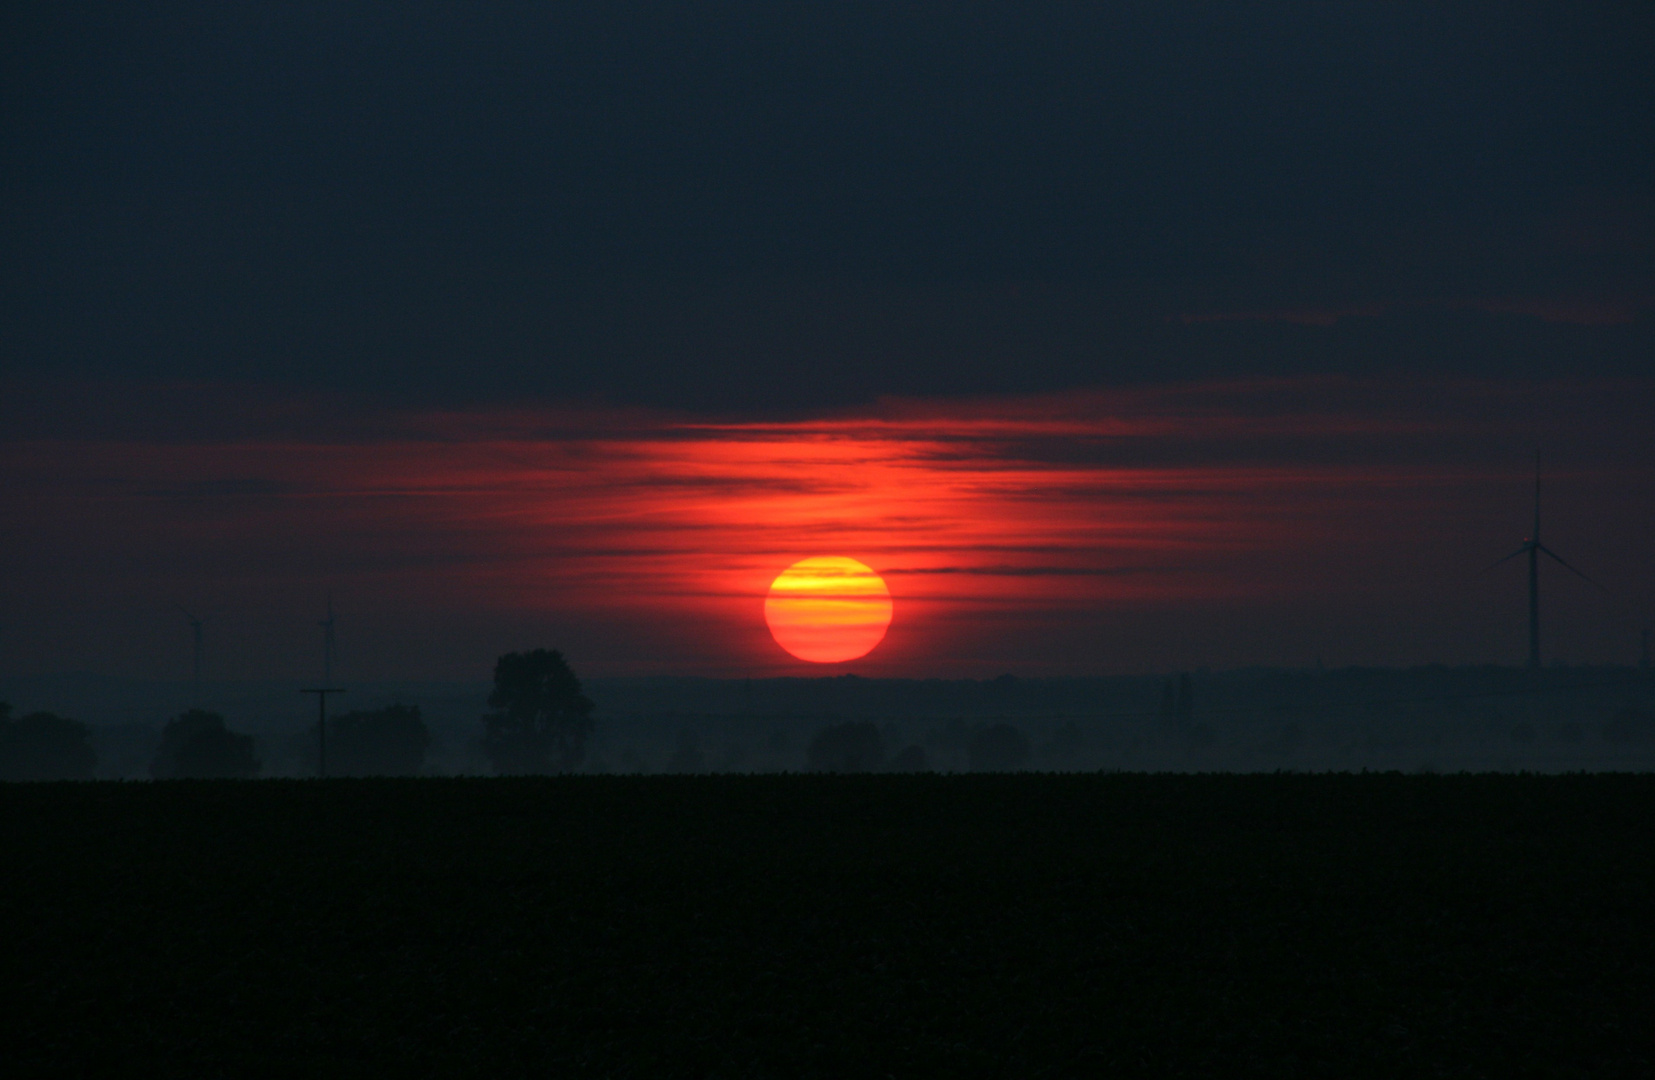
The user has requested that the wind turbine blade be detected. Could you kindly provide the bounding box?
[1481,545,1530,573]
[1536,544,1608,592]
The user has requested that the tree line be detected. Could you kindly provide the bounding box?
[0,700,439,781]
[6,649,1064,779]
[0,647,592,781]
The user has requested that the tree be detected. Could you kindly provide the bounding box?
[806,721,884,772]
[0,703,97,781]
[150,710,260,779]
[968,723,1030,772]
[481,649,594,774]
[327,705,431,776]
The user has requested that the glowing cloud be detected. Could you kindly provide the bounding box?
[3,378,1649,676]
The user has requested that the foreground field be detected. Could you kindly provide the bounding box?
[4,774,1653,1076]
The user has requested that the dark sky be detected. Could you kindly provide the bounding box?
[4,3,1654,681]
[4,2,1651,410]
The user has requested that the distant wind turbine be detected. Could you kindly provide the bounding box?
[176,605,204,703]
[1484,452,1603,669]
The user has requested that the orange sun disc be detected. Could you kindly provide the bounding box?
[764,556,893,663]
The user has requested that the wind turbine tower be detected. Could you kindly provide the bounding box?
[1486,452,1598,669]
[177,606,204,704]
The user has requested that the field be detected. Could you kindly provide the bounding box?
[5,774,1654,1076]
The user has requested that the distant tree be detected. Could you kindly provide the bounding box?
[984,673,1019,702]
[328,705,431,776]
[968,723,1030,772]
[0,703,97,781]
[481,649,595,774]
[807,721,884,772]
[150,710,259,779]
[886,743,928,772]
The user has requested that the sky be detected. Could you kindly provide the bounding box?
[3,3,1653,680]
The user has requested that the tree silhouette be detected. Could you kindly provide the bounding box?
[0,703,97,781]
[150,710,259,779]
[327,705,431,776]
[806,721,884,772]
[481,650,594,774]
[968,723,1030,772]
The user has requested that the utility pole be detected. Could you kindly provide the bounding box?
[1529,451,1541,670]
[301,687,345,778]
[320,596,337,685]
[177,607,204,705]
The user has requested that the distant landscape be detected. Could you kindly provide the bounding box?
[6,667,1653,780]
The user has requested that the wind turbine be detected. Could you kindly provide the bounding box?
[176,606,204,704]
[1484,452,1601,669]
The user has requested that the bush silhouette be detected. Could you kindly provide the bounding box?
[481,650,595,774]
[327,705,430,776]
[806,722,884,772]
[150,710,259,779]
[0,703,97,781]
[968,723,1030,772]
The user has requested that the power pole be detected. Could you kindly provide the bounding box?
[301,687,345,778]
[1528,451,1541,670]
[320,596,336,685]
[177,607,204,705]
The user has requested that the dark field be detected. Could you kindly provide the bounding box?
[5,775,1654,1076]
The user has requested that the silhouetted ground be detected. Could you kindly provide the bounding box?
[4,774,1653,1076]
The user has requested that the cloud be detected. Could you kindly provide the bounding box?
[4,377,1652,676]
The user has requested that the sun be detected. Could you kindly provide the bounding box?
[764,556,893,663]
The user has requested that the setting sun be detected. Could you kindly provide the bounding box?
[764,556,894,663]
